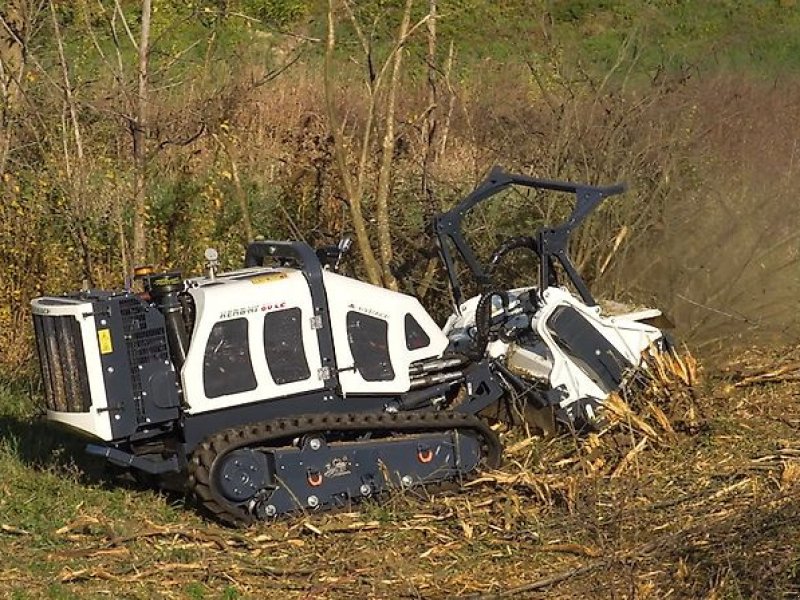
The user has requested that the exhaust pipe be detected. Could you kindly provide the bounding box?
[145,272,189,370]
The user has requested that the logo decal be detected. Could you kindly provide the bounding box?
[324,456,352,478]
[219,302,287,319]
[348,304,389,320]
[251,273,288,285]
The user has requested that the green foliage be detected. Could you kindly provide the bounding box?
[240,0,307,27]
[184,582,208,599]
[45,585,80,600]
[548,0,800,74]
[550,0,620,23]
[316,0,800,75]
[221,587,241,600]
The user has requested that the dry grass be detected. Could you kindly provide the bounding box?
[2,345,799,599]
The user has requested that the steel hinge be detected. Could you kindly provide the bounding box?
[317,366,332,381]
[310,315,323,330]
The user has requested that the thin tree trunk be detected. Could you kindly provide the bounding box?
[51,1,83,162]
[215,134,254,242]
[374,0,414,291]
[0,1,25,176]
[132,0,151,267]
[438,40,455,159]
[421,0,437,202]
[52,2,94,286]
[416,0,439,299]
[324,0,383,286]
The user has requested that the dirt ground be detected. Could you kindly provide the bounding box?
[0,345,798,600]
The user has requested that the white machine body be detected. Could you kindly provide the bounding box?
[445,286,665,415]
[178,267,447,414]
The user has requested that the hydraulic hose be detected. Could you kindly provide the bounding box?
[470,289,509,360]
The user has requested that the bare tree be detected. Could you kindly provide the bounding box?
[213,132,254,242]
[416,0,441,300]
[421,0,437,204]
[324,0,382,285]
[373,0,414,291]
[0,0,40,176]
[132,0,152,266]
[49,0,96,284]
[324,0,429,289]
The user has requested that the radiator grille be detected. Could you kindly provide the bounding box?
[33,314,92,413]
[119,299,169,411]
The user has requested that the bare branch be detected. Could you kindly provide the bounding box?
[438,39,455,158]
[342,0,374,85]
[150,40,202,80]
[131,0,151,265]
[374,0,415,291]
[212,132,253,242]
[94,0,130,97]
[324,0,383,286]
[50,0,84,162]
[421,0,438,207]
[113,0,139,51]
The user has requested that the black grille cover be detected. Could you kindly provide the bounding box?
[34,314,92,413]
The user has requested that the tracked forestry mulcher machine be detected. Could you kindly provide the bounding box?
[31,167,669,525]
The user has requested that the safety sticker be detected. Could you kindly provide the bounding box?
[251,272,287,284]
[97,329,113,354]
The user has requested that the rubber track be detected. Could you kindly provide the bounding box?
[187,411,502,527]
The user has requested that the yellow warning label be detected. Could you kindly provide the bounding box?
[251,273,287,285]
[97,329,113,354]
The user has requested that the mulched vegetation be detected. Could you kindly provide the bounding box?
[1,346,798,599]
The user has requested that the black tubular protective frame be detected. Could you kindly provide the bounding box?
[432,166,625,309]
[244,240,339,391]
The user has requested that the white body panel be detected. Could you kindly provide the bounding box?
[181,267,448,414]
[322,271,448,395]
[444,286,664,411]
[531,287,663,408]
[182,268,324,414]
[31,298,114,441]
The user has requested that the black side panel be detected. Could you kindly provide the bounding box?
[203,318,258,398]
[264,308,311,384]
[119,297,171,413]
[346,311,395,381]
[546,305,631,393]
[94,292,181,439]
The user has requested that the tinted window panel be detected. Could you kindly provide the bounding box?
[404,314,431,350]
[347,312,394,381]
[203,318,257,398]
[264,307,311,384]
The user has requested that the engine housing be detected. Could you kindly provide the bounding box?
[32,291,180,441]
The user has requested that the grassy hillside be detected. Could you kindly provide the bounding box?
[299,0,800,74]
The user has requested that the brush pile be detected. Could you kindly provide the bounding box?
[473,347,703,505]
